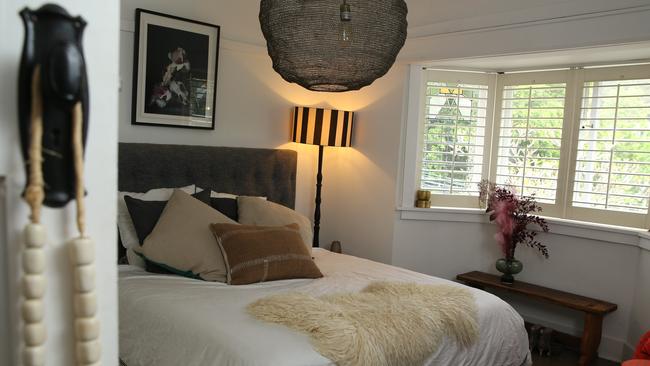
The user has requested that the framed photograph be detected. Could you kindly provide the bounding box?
[132,9,220,129]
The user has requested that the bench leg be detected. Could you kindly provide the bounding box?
[578,313,603,366]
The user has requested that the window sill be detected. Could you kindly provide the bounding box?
[397,206,650,250]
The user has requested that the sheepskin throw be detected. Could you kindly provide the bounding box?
[248,281,478,366]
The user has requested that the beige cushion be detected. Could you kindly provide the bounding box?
[237,197,313,252]
[210,223,323,285]
[118,184,198,250]
[140,190,236,282]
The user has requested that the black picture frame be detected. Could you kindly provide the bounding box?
[131,9,220,130]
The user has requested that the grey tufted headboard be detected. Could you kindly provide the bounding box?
[118,143,297,208]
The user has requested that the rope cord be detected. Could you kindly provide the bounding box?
[71,102,85,237]
[25,66,45,223]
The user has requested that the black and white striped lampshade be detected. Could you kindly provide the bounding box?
[291,107,354,147]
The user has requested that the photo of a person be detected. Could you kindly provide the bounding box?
[143,24,209,117]
[149,47,191,109]
[132,9,219,129]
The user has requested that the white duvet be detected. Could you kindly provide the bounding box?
[119,249,531,366]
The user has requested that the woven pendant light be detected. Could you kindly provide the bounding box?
[259,0,408,92]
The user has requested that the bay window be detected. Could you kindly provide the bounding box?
[405,64,650,228]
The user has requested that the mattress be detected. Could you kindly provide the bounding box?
[119,249,531,366]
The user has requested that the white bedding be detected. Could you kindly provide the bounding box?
[119,249,531,366]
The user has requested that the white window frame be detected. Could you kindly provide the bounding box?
[490,69,574,218]
[565,64,650,228]
[401,67,497,209]
[400,63,650,229]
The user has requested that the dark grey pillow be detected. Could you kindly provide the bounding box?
[124,190,210,244]
[124,190,210,275]
[210,197,238,221]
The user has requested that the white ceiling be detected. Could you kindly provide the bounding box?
[405,0,650,38]
[406,0,573,28]
[121,0,650,65]
[123,0,650,46]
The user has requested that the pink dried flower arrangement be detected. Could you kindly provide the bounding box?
[479,180,550,260]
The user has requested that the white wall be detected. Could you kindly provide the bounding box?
[0,1,120,365]
[116,0,650,362]
[392,218,644,360]
[119,2,408,262]
[629,237,650,351]
[394,3,650,361]
[314,67,408,263]
[119,31,318,217]
[0,177,9,365]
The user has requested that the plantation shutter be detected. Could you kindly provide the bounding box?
[418,71,495,207]
[409,65,650,227]
[494,79,567,207]
[568,69,650,228]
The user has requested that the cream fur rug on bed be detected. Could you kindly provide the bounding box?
[247,281,478,366]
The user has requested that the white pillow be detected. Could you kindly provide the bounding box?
[118,184,198,250]
[126,248,146,269]
[210,191,267,200]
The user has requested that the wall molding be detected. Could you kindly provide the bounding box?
[120,19,267,55]
[640,234,650,252]
[398,207,650,250]
[401,5,650,63]
[408,2,650,40]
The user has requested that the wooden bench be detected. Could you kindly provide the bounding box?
[457,271,617,366]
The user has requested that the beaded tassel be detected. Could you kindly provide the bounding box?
[69,100,101,365]
[21,66,101,366]
[22,66,47,366]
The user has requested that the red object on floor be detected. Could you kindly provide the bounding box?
[622,361,650,366]
[635,331,650,360]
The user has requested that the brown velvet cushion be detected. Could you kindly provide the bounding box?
[210,223,323,285]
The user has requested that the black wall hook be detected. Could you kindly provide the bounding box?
[18,4,89,208]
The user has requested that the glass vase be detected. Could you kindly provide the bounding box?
[495,258,523,285]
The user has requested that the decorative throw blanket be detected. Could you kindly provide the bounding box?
[247,281,478,366]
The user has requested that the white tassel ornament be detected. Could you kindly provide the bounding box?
[75,339,101,364]
[24,323,47,347]
[23,346,45,366]
[68,237,95,265]
[22,274,46,299]
[73,293,97,318]
[20,66,101,366]
[21,67,47,366]
[74,317,100,341]
[23,248,46,273]
[73,262,96,293]
[24,223,46,248]
[21,300,44,323]
[69,100,101,365]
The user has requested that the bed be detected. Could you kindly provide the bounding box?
[118,143,531,366]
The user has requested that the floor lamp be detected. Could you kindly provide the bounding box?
[291,106,354,247]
